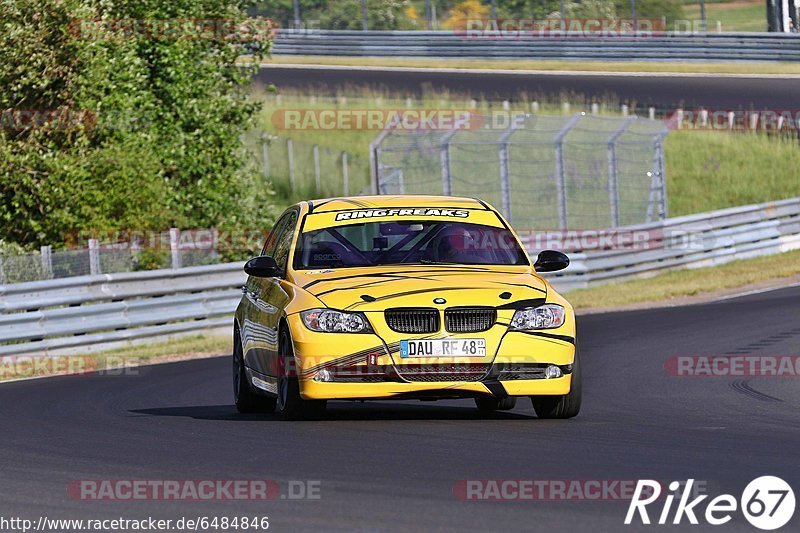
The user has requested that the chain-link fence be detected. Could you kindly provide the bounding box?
[252,134,371,199]
[371,112,670,230]
[0,230,223,285]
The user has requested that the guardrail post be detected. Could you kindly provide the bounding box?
[554,113,583,229]
[170,228,182,270]
[40,245,53,280]
[313,144,321,194]
[497,114,527,222]
[88,239,101,275]
[0,256,4,284]
[439,129,458,196]
[341,151,349,196]
[287,138,296,192]
[607,117,636,228]
[261,131,270,178]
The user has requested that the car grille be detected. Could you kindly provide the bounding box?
[444,307,497,333]
[385,308,440,334]
[396,363,491,382]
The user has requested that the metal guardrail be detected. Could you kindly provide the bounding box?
[527,197,800,291]
[272,30,800,62]
[1,198,798,356]
[0,264,245,356]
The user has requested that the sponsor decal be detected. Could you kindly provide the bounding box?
[334,208,470,221]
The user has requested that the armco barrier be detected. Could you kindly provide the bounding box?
[1,198,798,356]
[528,197,800,292]
[271,30,800,62]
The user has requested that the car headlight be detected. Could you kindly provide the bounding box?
[509,304,566,330]
[300,309,372,333]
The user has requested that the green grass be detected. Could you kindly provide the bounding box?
[0,334,230,381]
[256,55,800,75]
[665,132,800,216]
[685,0,767,32]
[251,90,800,218]
[567,249,800,309]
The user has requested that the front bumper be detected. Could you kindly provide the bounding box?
[302,374,573,400]
[287,313,576,401]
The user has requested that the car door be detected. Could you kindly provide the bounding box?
[242,212,293,375]
[260,209,299,379]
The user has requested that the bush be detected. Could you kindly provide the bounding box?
[0,0,274,249]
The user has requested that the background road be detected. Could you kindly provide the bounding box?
[2,286,799,531]
[257,65,800,110]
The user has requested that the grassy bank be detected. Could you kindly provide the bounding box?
[567,249,800,309]
[0,334,230,382]
[250,91,800,216]
[260,55,800,76]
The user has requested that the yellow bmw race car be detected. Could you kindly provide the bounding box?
[233,195,580,420]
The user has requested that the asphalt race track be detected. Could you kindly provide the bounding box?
[257,65,800,110]
[2,286,799,532]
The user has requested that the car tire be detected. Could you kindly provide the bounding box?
[277,327,327,421]
[233,327,277,414]
[474,396,517,411]
[530,349,582,419]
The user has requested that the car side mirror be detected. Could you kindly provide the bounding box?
[534,250,570,273]
[244,255,279,278]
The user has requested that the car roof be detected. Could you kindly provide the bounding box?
[302,195,490,214]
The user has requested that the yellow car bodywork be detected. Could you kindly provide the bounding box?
[235,195,577,405]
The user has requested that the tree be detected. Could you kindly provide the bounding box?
[0,0,271,247]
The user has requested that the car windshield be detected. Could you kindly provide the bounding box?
[295,220,528,268]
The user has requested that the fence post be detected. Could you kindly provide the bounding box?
[657,134,668,219]
[369,142,380,194]
[606,117,636,228]
[646,132,669,222]
[439,130,459,196]
[88,239,101,275]
[554,113,583,229]
[0,256,4,284]
[261,131,270,178]
[313,144,321,194]
[287,138,296,192]
[40,245,53,279]
[497,114,527,222]
[170,228,182,269]
[341,151,349,196]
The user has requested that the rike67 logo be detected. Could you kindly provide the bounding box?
[626,477,795,530]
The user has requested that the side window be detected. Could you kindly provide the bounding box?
[261,213,291,257]
[272,211,298,276]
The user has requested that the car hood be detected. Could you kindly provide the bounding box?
[291,265,547,311]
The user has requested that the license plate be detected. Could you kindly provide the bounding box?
[400,338,486,358]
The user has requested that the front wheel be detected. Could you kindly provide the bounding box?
[530,349,582,419]
[277,328,327,421]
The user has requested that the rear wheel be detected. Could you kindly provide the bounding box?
[233,327,276,414]
[277,327,327,421]
[475,396,517,411]
[531,349,582,419]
